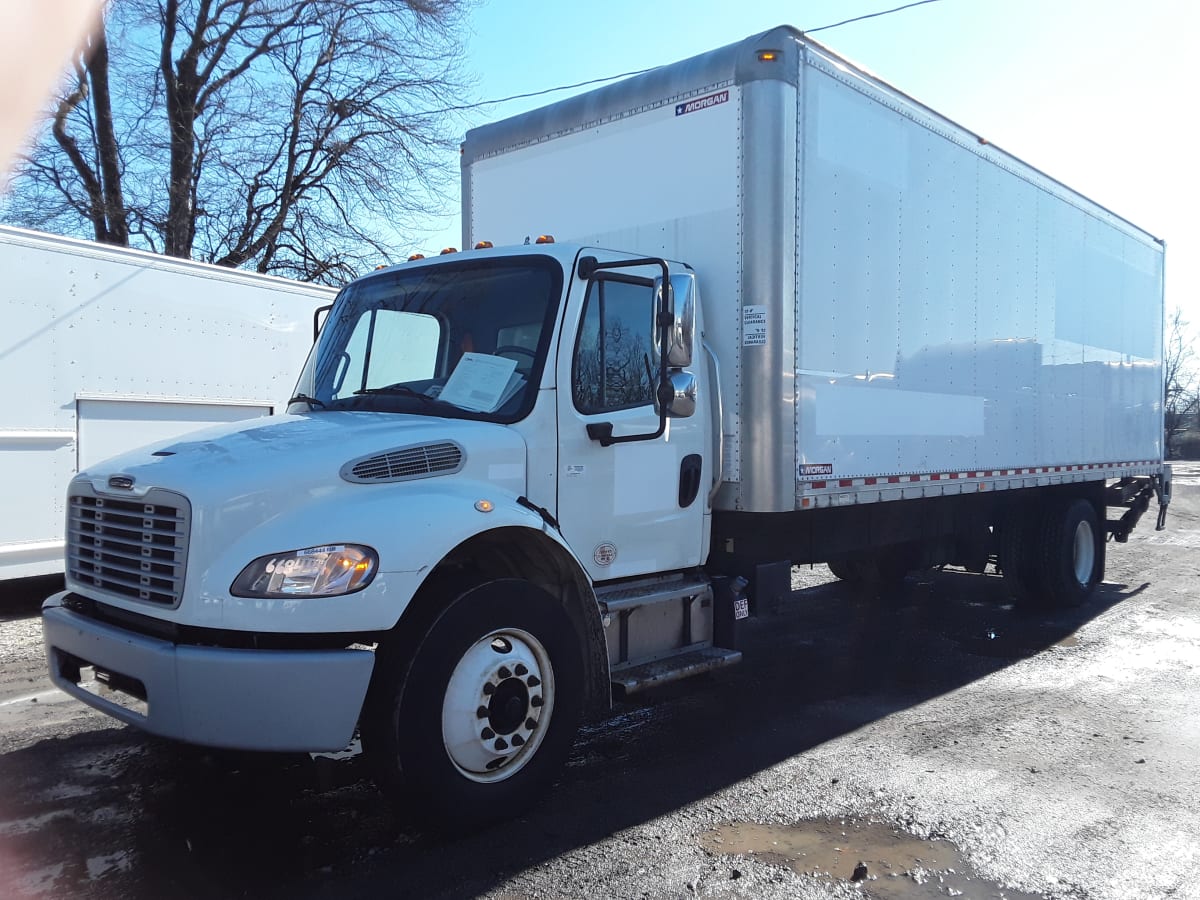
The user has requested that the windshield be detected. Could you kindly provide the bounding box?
[290,255,564,421]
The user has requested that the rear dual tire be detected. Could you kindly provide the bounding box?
[828,545,916,591]
[1002,497,1105,608]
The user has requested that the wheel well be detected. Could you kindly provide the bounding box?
[397,527,610,720]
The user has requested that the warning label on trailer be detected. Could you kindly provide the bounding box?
[675,90,729,116]
[799,463,834,477]
[742,305,768,346]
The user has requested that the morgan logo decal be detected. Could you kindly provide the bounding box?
[799,463,833,477]
[593,543,618,567]
[675,90,729,117]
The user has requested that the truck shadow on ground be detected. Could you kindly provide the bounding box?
[0,570,1135,899]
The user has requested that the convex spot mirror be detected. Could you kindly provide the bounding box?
[656,370,697,418]
[652,272,696,369]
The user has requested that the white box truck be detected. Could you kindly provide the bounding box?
[2,225,335,580]
[43,27,1169,828]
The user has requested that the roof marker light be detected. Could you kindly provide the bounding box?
[534,235,555,244]
[474,241,494,250]
[440,247,458,255]
[757,50,779,62]
[407,253,425,261]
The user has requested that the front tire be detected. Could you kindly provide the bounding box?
[364,579,583,831]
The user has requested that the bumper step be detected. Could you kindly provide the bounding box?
[611,646,742,695]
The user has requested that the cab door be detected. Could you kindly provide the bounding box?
[555,254,709,582]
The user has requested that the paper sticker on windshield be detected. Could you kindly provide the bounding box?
[675,90,729,117]
[593,543,617,567]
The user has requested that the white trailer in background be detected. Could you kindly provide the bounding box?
[2,226,335,580]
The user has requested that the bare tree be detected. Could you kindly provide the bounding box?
[1165,307,1199,459]
[3,0,472,283]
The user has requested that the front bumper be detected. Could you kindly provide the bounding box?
[42,592,375,752]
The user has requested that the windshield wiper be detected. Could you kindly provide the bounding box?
[354,385,441,404]
[288,393,326,409]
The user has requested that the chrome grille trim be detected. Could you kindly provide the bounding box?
[66,484,190,608]
[340,441,465,484]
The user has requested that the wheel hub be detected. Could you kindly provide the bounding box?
[441,628,553,783]
[1073,519,1095,586]
[488,678,530,735]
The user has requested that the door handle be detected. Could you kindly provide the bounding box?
[678,453,702,508]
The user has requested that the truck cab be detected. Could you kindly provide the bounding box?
[43,242,728,829]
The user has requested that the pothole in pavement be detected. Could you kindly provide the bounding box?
[699,819,1045,898]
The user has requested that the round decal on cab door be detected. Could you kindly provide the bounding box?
[593,542,617,567]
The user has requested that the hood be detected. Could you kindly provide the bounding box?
[69,411,531,628]
[79,411,526,506]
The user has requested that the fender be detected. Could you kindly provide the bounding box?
[198,479,594,635]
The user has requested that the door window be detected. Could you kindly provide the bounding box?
[572,277,656,414]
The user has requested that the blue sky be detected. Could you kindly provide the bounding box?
[412,0,1197,337]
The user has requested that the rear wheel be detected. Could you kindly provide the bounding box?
[363,579,583,831]
[828,545,916,596]
[1032,497,1105,608]
[827,558,861,583]
[999,507,1039,603]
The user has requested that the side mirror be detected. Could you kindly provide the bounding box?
[656,371,697,418]
[652,273,696,368]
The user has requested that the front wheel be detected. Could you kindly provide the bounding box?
[363,579,583,831]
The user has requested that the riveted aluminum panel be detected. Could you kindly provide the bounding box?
[463,26,1164,514]
[794,49,1163,486]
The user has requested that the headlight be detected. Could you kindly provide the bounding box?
[230,544,378,598]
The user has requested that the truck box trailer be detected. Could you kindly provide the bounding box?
[43,27,1169,829]
[2,225,335,580]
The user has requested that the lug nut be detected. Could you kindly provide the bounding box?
[526,675,541,687]
[530,695,544,708]
[515,664,528,676]
[512,734,525,747]
[481,727,495,740]
[494,738,509,751]
[498,666,512,679]
[526,717,538,730]
[476,705,489,719]
[482,683,495,695]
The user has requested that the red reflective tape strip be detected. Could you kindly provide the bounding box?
[839,479,853,487]
[811,481,826,489]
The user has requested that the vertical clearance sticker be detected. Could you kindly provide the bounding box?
[742,305,768,346]
[675,90,730,117]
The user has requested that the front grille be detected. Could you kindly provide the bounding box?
[67,487,190,607]
[340,442,464,483]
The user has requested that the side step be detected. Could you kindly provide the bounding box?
[611,647,742,696]
[595,573,711,614]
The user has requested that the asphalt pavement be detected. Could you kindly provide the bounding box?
[2,466,1198,899]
